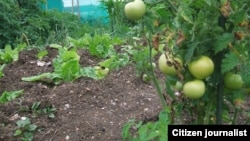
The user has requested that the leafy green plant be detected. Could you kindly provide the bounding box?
[21,44,110,84]
[122,108,170,141]
[0,43,26,64]
[14,117,37,141]
[76,33,124,58]
[68,34,131,70]
[0,90,24,104]
[30,102,56,118]
[36,50,48,60]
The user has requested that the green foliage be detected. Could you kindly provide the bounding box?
[0,90,24,104]
[0,0,85,48]
[0,0,43,47]
[30,102,57,118]
[36,50,48,60]
[21,44,114,84]
[100,0,131,35]
[221,52,239,74]
[98,53,130,70]
[0,64,6,78]
[122,108,170,141]
[214,33,234,54]
[124,0,250,125]
[0,44,26,64]
[14,117,37,141]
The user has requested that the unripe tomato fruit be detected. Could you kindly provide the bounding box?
[124,0,146,21]
[172,81,183,91]
[158,53,183,75]
[183,79,206,99]
[224,72,244,90]
[188,55,214,79]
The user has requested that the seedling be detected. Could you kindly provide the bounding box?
[24,102,57,118]
[14,117,37,141]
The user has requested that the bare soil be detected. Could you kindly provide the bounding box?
[0,47,163,141]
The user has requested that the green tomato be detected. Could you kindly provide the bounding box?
[142,74,151,83]
[158,53,183,75]
[172,81,183,91]
[124,0,146,21]
[188,55,214,79]
[224,72,244,90]
[183,79,206,99]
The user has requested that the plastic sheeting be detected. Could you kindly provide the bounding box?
[42,0,108,24]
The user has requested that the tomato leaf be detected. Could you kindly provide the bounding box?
[214,33,233,54]
[184,42,197,64]
[221,52,239,74]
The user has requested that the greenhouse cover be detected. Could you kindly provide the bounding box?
[43,0,108,23]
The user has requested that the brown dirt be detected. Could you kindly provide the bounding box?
[0,48,163,141]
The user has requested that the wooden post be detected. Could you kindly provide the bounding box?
[45,0,48,11]
[77,0,80,19]
[72,0,74,13]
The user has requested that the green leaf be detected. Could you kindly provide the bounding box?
[60,59,81,81]
[0,64,6,78]
[221,52,239,74]
[16,118,30,128]
[0,90,23,104]
[184,42,197,64]
[0,44,19,64]
[178,5,194,24]
[22,132,34,141]
[158,108,171,123]
[214,33,234,54]
[241,61,250,87]
[80,67,99,80]
[61,50,80,62]
[21,73,52,82]
[49,43,62,49]
[26,124,37,131]
[204,0,212,6]
[14,129,22,136]
[37,50,48,60]
[145,130,160,140]
[121,120,135,140]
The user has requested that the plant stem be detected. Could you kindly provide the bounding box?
[232,108,238,125]
[165,0,178,12]
[216,14,227,124]
[147,35,167,108]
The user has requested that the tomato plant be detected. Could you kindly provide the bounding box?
[125,0,250,125]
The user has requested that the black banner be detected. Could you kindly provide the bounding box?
[168,125,250,140]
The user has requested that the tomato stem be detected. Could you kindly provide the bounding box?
[146,34,168,108]
[232,108,238,125]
